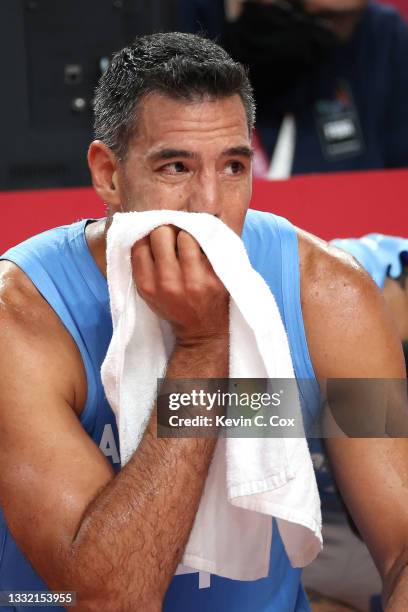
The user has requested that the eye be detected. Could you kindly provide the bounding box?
[225,160,245,175]
[160,161,188,175]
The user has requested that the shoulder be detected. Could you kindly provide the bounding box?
[296,229,404,379]
[0,261,86,414]
[297,227,376,338]
[0,260,51,330]
[297,227,370,296]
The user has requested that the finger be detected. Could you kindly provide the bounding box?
[177,231,204,266]
[149,225,182,285]
[131,236,155,299]
[177,231,213,285]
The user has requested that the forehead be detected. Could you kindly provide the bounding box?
[131,93,250,152]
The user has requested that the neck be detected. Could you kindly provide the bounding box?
[85,218,110,278]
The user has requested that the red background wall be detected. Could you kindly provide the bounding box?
[1,169,407,253]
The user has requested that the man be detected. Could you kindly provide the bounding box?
[180,0,408,177]
[0,33,407,611]
[304,234,408,612]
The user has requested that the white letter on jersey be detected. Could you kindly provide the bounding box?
[99,424,120,464]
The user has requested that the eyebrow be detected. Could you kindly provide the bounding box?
[222,146,254,159]
[148,149,199,162]
[148,146,254,163]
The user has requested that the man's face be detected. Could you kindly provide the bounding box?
[114,93,253,236]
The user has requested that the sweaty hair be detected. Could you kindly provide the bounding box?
[93,32,256,160]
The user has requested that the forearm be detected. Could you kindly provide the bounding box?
[66,338,227,610]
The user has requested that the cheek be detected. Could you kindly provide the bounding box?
[120,178,182,212]
[119,162,174,212]
[221,180,252,234]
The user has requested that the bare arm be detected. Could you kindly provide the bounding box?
[300,233,408,610]
[0,227,228,610]
[68,339,224,611]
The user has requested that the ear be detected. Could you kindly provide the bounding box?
[87,140,122,210]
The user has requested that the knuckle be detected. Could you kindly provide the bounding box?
[130,248,141,267]
[206,274,224,293]
[131,243,149,270]
[158,279,180,299]
[180,247,197,262]
[134,277,155,299]
[137,286,155,301]
[185,280,203,297]
[131,236,148,254]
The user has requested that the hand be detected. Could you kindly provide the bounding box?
[131,225,229,345]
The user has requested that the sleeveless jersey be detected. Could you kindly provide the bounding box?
[0,209,320,611]
[331,234,408,289]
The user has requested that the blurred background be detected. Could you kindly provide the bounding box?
[1,2,408,611]
[0,0,180,190]
[1,0,407,190]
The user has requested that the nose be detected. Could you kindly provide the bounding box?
[187,170,222,217]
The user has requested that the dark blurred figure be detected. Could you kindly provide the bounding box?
[0,0,179,191]
[179,0,408,178]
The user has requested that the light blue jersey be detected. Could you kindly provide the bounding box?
[332,234,408,289]
[0,209,320,611]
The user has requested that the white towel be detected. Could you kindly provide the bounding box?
[101,210,322,581]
